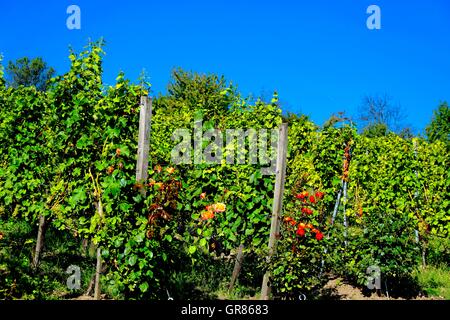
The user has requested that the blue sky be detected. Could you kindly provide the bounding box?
[1,0,449,133]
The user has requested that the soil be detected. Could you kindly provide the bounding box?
[71,276,444,300]
[71,294,107,300]
[320,276,442,300]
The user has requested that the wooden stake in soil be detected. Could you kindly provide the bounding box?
[260,123,288,300]
[229,244,245,292]
[32,214,46,270]
[92,96,152,299]
[136,96,152,194]
[94,247,102,300]
[94,197,104,300]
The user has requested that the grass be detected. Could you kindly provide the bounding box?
[0,218,96,299]
[2,217,448,300]
[216,283,260,300]
[163,252,264,300]
[415,265,450,299]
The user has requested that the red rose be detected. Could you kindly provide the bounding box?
[315,191,324,199]
[201,210,214,220]
[315,232,323,240]
[296,227,305,237]
[284,217,293,223]
[309,195,316,203]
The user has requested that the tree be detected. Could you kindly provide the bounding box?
[426,102,450,145]
[6,57,55,91]
[362,122,388,138]
[322,112,353,129]
[358,94,405,136]
[0,54,4,87]
[398,127,415,140]
[166,68,235,120]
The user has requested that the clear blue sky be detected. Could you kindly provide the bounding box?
[1,0,449,133]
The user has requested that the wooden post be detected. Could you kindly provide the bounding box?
[260,123,288,300]
[229,244,245,292]
[91,96,152,300]
[94,197,104,300]
[94,247,102,300]
[136,96,152,194]
[32,215,46,270]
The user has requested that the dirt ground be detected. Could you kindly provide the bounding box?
[72,294,106,300]
[72,276,444,300]
[320,277,443,300]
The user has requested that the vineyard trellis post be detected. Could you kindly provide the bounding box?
[32,214,46,270]
[93,96,152,299]
[93,171,105,300]
[136,95,153,193]
[260,123,288,300]
[228,244,245,292]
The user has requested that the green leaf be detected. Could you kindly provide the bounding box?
[139,282,149,293]
[101,249,110,258]
[188,246,197,254]
[134,232,144,243]
[127,254,137,266]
